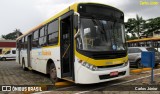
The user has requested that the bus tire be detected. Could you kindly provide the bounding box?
[2,57,6,61]
[49,63,58,84]
[22,58,28,71]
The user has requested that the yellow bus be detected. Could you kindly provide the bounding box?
[16,2,129,84]
[127,37,160,51]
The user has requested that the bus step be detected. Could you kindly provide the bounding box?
[62,77,74,82]
[28,67,32,70]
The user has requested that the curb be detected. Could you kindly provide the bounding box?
[55,81,73,86]
[131,68,151,73]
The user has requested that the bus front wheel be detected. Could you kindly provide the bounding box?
[50,63,58,84]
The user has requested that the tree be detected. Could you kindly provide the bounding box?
[143,17,160,37]
[125,15,145,39]
[2,29,23,40]
[125,18,136,37]
[134,15,145,38]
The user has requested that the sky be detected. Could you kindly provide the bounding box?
[0,0,160,37]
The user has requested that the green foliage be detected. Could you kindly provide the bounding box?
[143,17,160,36]
[125,15,160,40]
[1,29,23,40]
[125,15,145,39]
[126,34,138,40]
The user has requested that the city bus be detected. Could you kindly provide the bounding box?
[16,2,129,84]
[127,37,160,51]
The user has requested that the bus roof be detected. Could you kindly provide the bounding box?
[127,37,160,43]
[16,2,123,41]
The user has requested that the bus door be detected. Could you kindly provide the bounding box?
[18,40,21,64]
[60,11,74,80]
[27,35,32,68]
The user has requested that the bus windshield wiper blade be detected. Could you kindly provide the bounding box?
[91,16,105,34]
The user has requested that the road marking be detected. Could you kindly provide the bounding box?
[75,73,160,94]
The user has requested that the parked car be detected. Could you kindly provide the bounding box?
[0,48,16,61]
[128,47,160,68]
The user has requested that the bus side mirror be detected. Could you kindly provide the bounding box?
[74,12,80,39]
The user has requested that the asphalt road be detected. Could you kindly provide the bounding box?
[1,61,160,94]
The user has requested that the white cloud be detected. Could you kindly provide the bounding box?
[0,0,159,37]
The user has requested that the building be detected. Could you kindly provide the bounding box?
[0,40,16,54]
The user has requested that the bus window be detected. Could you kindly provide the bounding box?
[32,30,39,48]
[47,20,59,45]
[39,27,47,46]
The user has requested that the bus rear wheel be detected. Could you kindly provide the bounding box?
[50,63,58,84]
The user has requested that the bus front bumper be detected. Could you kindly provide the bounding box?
[76,63,129,84]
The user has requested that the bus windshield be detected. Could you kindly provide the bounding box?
[76,18,126,51]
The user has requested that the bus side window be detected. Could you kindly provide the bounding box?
[47,19,59,45]
[32,30,39,48]
[39,27,47,46]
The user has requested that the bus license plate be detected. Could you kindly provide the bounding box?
[110,71,118,76]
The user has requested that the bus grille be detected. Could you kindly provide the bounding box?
[97,63,124,68]
[92,53,127,59]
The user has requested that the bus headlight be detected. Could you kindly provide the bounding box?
[82,62,98,71]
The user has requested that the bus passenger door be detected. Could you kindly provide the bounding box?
[60,11,74,81]
[18,40,21,64]
[27,35,32,68]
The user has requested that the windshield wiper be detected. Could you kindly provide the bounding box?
[112,20,118,50]
[91,16,105,34]
[91,16,110,42]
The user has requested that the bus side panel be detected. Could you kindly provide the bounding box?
[20,50,23,66]
[74,56,83,83]
[31,48,41,70]
[16,49,19,63]
[31,47,61,78]
[21,50,28,66]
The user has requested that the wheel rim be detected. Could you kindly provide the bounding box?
[50,68,57,83]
